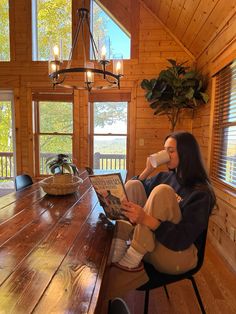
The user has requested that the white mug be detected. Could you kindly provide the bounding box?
[149,150,170,168]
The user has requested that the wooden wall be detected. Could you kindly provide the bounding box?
[194,12,236,271]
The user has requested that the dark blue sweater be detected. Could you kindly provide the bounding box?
[139,171,212,251]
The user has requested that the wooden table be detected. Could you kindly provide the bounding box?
[0,169,114,313]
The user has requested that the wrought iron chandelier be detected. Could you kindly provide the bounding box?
[48,3,124,92]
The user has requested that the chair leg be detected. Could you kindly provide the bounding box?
[108,299,112,314]
[163,285,170,299]
[144,290,150,314]
[189,277,206,314]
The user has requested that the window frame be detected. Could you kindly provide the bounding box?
[89,92,131,173]
[0,90,16,178]
[210,60,236,192]
[32,93,75,176]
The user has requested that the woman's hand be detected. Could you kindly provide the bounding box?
[138,157,155,180]
[121,200,161,230]
[121,200,146,225]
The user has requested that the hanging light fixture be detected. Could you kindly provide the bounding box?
[48,2,124,92]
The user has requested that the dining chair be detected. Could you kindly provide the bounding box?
[137,227,208,314]
[108,297,131,314]
[15,174,33,191]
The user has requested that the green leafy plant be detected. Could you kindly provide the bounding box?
[46,154,79,175]
[141,59,209,131]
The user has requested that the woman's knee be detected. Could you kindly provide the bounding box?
[125,179,143,190]
[125,180,147,206]
[146,184,181,223]
[151,184,175,198]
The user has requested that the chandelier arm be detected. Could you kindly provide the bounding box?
[81,18,87,65]
[85,15,98,60]
[67,17,83,69]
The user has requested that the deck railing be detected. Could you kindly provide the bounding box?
[0,152,127,178]
[0,152,14,179]
[94,152,126,170]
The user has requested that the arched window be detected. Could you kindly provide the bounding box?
[91,0,130,60]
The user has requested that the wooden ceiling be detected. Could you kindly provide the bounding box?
[99,0,236,59]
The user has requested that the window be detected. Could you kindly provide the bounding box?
[0,0,10,61]
[0,91,15,188]
[33,96,73,175]
[32,0,72,61]
[91,101,128,170]
[91,0,130,59]
[211,60,236,189]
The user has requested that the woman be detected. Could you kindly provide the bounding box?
[105,131,216,299]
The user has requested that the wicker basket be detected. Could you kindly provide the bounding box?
[40,174,83,195]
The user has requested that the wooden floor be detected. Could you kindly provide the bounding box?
[122,240,236,314]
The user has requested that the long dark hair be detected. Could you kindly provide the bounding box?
[165,131,216,205]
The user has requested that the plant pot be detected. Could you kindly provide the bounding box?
[53,173,73,184]
[40,174,83,195]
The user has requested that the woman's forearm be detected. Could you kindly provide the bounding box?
[139,168,153,180]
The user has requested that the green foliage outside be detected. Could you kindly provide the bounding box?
[92,1,109,57]
[0,102,12,152]
[0,0,10,60]
[94,137,126,154]
[39,101,72,154]
[37,0,72,60]
[94,102,127,128]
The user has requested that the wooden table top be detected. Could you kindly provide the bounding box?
[0,169,114,314]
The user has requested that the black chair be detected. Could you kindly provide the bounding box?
[15,174,33,191]
[109,297,131,314]
[85,166,94,175]
[138,228,208,314]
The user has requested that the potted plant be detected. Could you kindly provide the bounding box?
[46,154,79,184]
[40,154,82,195]
[46,153,79,175]
[141,59,209,131]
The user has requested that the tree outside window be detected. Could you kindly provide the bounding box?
[32,0,72,60]
[0,0,10,61]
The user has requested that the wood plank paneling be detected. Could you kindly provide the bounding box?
[181,0,219,49]
[190,1,236,57]
[166,0,185,32]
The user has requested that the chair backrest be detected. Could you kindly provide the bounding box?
[193,227,208,272]
[109,298,131,314]
[15,174,33,191]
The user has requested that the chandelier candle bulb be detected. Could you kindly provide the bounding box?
[113,57,123,76]
[101,46,106,60]
[116,61,121,74]
[48,61,59,75]
[85,70,94,83]
[53,45,60,60]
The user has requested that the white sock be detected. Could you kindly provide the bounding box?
[118,246,143,269]
[111,238,128,263]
